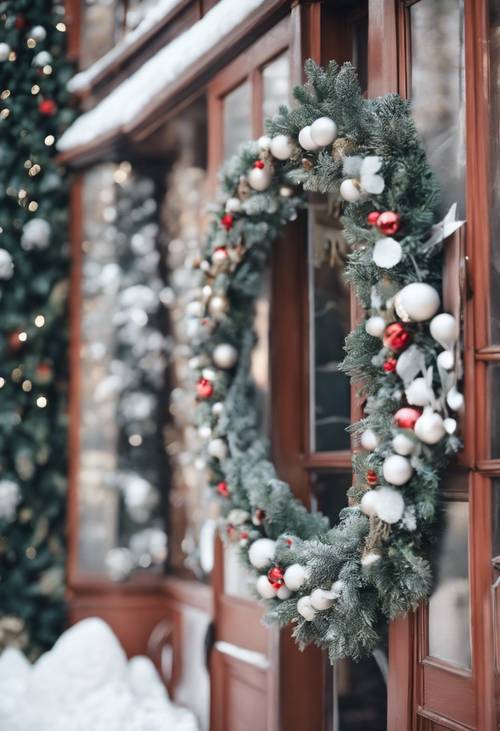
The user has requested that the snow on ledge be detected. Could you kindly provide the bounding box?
[68,0,183,94]
[58,0,268,152]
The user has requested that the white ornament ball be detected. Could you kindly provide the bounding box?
[437,350,454,371]
[360,429,380,451]
[310,117,337,147]
[374,486,405,524]
[414,408,445,445]
[198,424,212,440]
[277,586,292,600]
[372,237,402,269]
[208,294,228,318]
[212,248,228,265]
[33,50,52,67]
[392,433,415,456]
[0,43,11,62]
[446,386,464,411]
[30,25,47,42]
[443,417,457,435]
[394,283,440,322]
[339,179,362,203]
[186,300,204,318]
[365,315,386,338]
[21,217,51,250]
[360,490,379,517]
[310,588,336,611]
[382,454,413,486]
[283,563,307,591]
[257,135,272,151]
[270,135,293,160]
[207,438,228,461]
[405,377,433,407]
[225,197,241,213]
[296,596,317,621]
[248,538,276,569]
[298,125,320,151]
[248,165,272,192]
[213,343,238,369]
[430,313,459,350]
[212,402,224,416]
[256,574,277,599]
[202,367,216,381]
[0,249,13,279]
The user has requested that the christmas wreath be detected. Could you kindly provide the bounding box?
[184,60,464,661]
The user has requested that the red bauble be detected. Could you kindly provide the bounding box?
[366,469,378,486]
[39,99,57,116]
[221,213,234,230]
[240,530,249,540]
[196,377,213,399]
[253,508,266,525]
[15,15,27,29]
[394,407,421,430]
[253,160,265,169]
[383,322,410,353]
[8,330,23,352]
[217,481,229,497]
[267,566,285,589]
[376,211,401,236]
[383,357,398,373]
[35,362,53,384]
[286,537,293,546]
[367,211,380,226]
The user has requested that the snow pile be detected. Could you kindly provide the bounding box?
[0,618,198,731]
[68,0,183,93]
[58,0,268,151]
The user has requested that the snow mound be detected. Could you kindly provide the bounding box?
[0,618,198,731]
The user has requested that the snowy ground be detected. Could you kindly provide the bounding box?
[0,618,198,731]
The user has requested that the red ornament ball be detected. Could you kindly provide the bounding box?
[383,322,410,353]
[366,469,378,486]
[383,357,398,373]
[267,566,285,589]
[8,330,24,352]
[221,213,234,230]
[35,362,53,384]
[196,377,213,399]
[376,211,401,236]
[38,99,57,116]
[367,211,380,226]
[253,160,265,169]
[217,481,229,497]
[394,407,421,430]
[15,15,27,29]
[253,508,266,525]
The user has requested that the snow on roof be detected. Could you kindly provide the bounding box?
[67,0,184,93]
[58,0,268,153]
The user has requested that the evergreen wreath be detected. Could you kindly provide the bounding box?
[185,60,464,661]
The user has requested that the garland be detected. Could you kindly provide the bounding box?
[185,60,464,661]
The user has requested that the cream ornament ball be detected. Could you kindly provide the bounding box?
[339,179,362,203]
[257,135,272,152]
[430,313,459,350]
[248,164,272,192]
[270,134,294,160]
[443,417,457,435]
[207,438,228,461]
[297,596,317,622]
[0,43,11,62]
[394,283,440,322]
[360,490,379,517]
[298,125,320,151]
[372,237,402,269]
[382,454,413,485]
[374,486,405,524]
[310,117,337,147]
[437,350,454,371]
[365,315,386,338]
[248,538,276,569]
[256,574,278,599]
[392,433,415,456]
[283,563,307,591]
[213,343,238,369]
[414,408,445,444]
[360,429,380,451]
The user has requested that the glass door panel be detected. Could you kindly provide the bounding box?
[223,81,252,158]
[262,52,290,122]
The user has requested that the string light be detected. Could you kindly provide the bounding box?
[0,109,10,119]
[129,434,143,447]
[0,378,5,388]
[28,201,38,212]
[26,38,36,49]
[22,380,32,392]
[11,368,23,381]
[36,396,47,408]
[44,135,55,146]
[18,189,27,200]
[18,331,27,342]
[28,164,41,177]
[56,22,66,32]
[24,159,32,169]
[26,546,37,559]
[43,65,52,75]
[1,90,10,99]
[31,84,40,95]
[34,315,45,327]
[8,51,16,61]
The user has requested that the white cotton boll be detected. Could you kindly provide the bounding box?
[374,486,405,524]
[248,538,276,569]
[225,197,241,213]
[437,350,454,371]
[414,408,445,445]
[361,173,385,195]
[297,596,317,621]
[360,429,380,451]
[365,315,386,338]
[392,433,415,456]
[382,454,413,486]
[372,237,402,268]
[405,377,433,407]
[0,43,11,61]
[248,165,272,191]
[298,125,320,151]
[284,563,307,591]
[394,283,440,322]
[340,179,362,202]
[360,490,379,517]
[0,249,13,279]
[443,417,457,435]
[430,313,459,350]
[310,588,337,611]
[360,156,383,175]
[207,438,227,461]
[310,117,337,147]
[213,343,238,369]
[256,575,278,599]
[270,134,294,160]
[361,551,382,567]
[277,586,292,600]
[257,135,272,151]
[446,386,464,411]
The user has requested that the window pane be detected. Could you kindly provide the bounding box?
[309,195,351,452]
[410,0,466,216]
[79,164,167,580]
[488,365,500,457]
[489,2,500,340]
[428,498,471,669]
[223,81,252,159]
[262,52,290,123]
